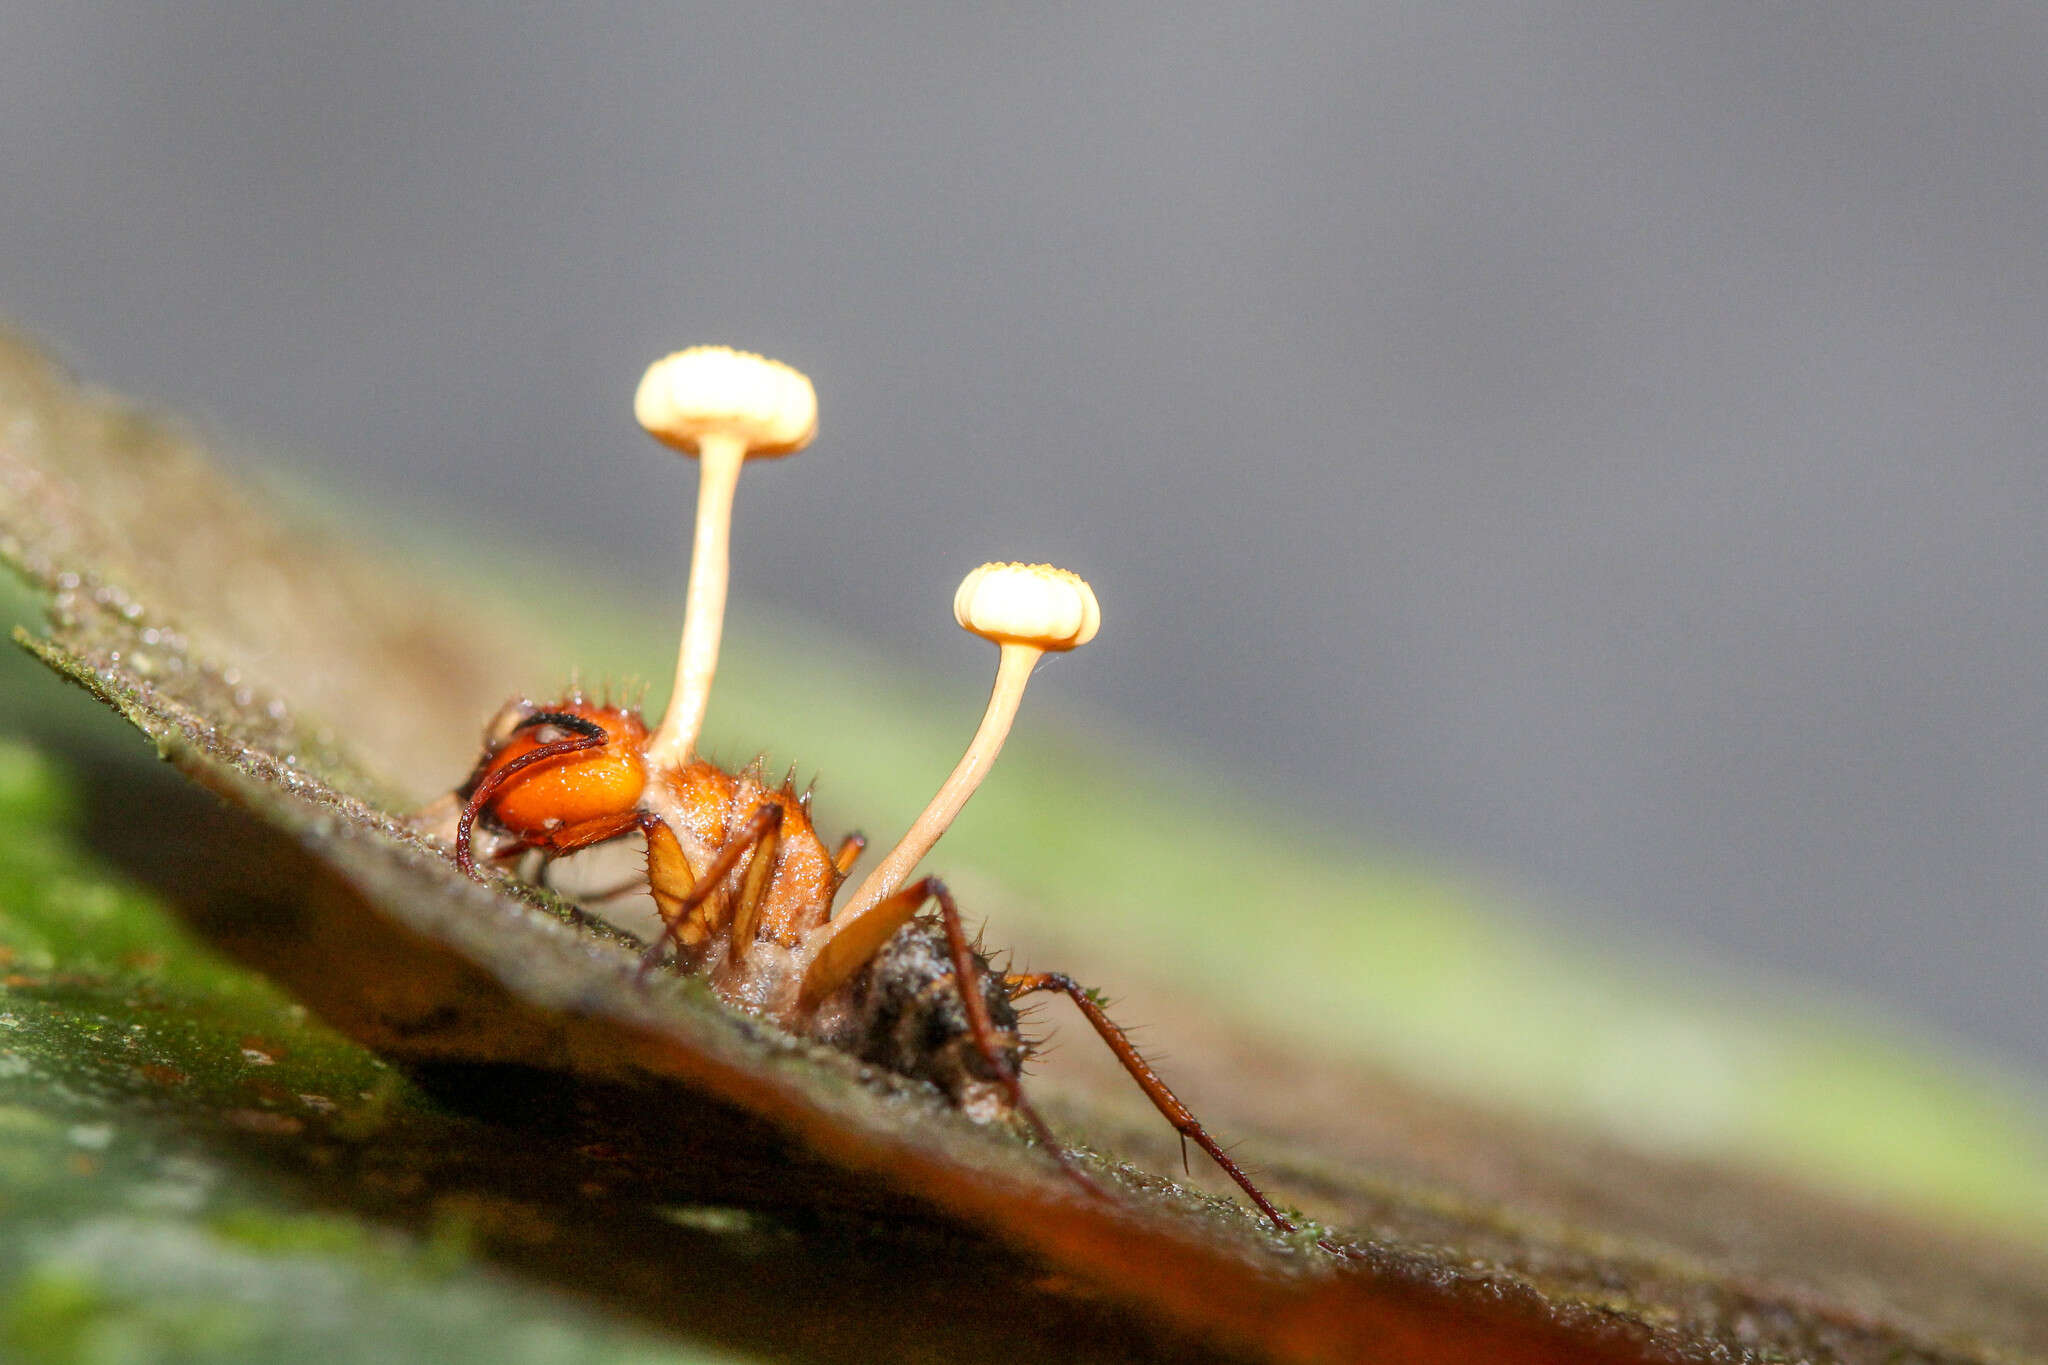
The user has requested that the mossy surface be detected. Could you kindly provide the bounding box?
[0,740,742,1365]
[5,327,2048,1363]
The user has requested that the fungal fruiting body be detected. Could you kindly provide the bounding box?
[442,346,1299,1234]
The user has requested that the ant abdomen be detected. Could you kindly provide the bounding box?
[818,920,1025,1122]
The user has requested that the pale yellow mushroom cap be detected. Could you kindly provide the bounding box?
[953,562,1101,652]
[634,345,818,457]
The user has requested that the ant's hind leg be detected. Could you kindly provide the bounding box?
[1005,971,1299,1236]
[928,882,1105,1204]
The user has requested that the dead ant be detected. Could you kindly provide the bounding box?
[432,345,1301,1236]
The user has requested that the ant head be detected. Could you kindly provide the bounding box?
[475,699,650,837]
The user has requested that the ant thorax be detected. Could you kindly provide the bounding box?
[437,345,1304,1239]
[640,756,839,1017]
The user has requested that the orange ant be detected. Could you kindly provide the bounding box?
[435,346,1300,1236]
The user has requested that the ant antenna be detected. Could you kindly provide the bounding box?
[803,564,1099,1001]
[635,346,817,768]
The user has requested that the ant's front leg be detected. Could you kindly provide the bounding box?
[1005,970,1299,1236]
[637,804,783,974]
[536,810,695,958]
[474,807,693,942]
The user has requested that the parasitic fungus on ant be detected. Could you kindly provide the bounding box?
[437,346,1305,1237]
[634,344,818,768]
[800,562,1101,1008]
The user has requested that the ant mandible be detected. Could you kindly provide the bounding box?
[437,345,1300,1236]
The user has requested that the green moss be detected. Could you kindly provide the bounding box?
[0,739,753,1365]
[206,1209,377,1260]
[3,1262,258,1365]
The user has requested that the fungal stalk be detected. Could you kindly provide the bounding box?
[829,562,1100,936]
[635,346,817,767]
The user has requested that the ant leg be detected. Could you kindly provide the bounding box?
[572,872,662,904]
[635,812,694,945]
[796,876,934,1010]
[472,798,694,938]
[927,882,1105,1205]
[515,810,692,934]
[1006,971,1297,1236]
[479,811,677,935]
[524,810,650,860]
[831,832,866,876]
[726,806,785,965]
[455,713,610,876]
[638,804,781,974]
[540,814,693,919]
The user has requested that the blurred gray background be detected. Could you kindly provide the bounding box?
[5,7,2044,1076]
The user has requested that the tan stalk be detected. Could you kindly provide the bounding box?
[634,346,817,767]
[657,429,744,765]
[802,563,1099,1005]
[835,641,1039,925]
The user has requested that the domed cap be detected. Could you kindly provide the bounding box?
[634,346,818,457]
[953,562,1100,652]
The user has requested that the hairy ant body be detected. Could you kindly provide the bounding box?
[431,346,1299,1235]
